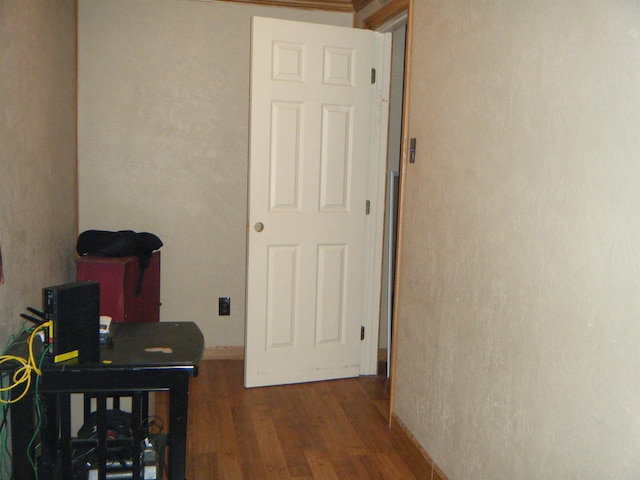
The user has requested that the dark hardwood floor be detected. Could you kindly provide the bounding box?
[157,359,442,479]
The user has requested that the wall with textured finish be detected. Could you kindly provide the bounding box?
[77,0,351,347]
[0,1,77,345]
[394,1,640,478]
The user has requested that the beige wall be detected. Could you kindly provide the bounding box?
[394,1,640,478]
[0,1,77,345]
[77,0,351,348]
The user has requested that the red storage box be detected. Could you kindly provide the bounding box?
[76,251,160,323]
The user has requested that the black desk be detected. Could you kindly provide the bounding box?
[8,321,203,480]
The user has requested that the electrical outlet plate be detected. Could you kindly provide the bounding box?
[219,297,230,316]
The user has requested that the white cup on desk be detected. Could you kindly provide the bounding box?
[99,316,112,343]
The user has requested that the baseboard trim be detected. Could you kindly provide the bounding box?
[390,412,449,480]
[203,346,244,360]
[205,347,389,365]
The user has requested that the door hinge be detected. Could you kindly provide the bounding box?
[366,200,371,215]
[361,326,365,341]
[371,68,376,84]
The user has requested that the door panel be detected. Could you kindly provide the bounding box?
[245,17,387,387]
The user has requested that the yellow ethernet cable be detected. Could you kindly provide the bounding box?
[0,321,51,404]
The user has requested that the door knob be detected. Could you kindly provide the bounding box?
[254,222,265,232]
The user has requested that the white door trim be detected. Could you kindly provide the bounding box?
[360,31,392,375]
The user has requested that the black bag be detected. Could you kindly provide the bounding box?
[76,230,163,296]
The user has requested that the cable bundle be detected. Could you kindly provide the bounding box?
[0,321,52,478]
[0,321,51,405]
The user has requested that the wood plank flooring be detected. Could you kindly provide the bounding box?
[157,359,442,479]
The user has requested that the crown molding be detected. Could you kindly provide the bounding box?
[363,0,408,30]
[351,0,373,13]
[215,0,355,12]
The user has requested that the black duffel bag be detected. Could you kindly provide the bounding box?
[76,230,163,296]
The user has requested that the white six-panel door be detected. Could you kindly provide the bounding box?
[245,17,389,388]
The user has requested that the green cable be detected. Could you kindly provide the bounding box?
[0,378,11,480]
[1,324,33,480]
[2,323,34,355]
[27,344,49,480]
[0,322,41,479]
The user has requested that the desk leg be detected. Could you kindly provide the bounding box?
[9,380,35,480]
[96,394,108,480]
[168,376,190,480]
[59,394,73,479]
[38,393,58,480]
[131,392,142,480]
